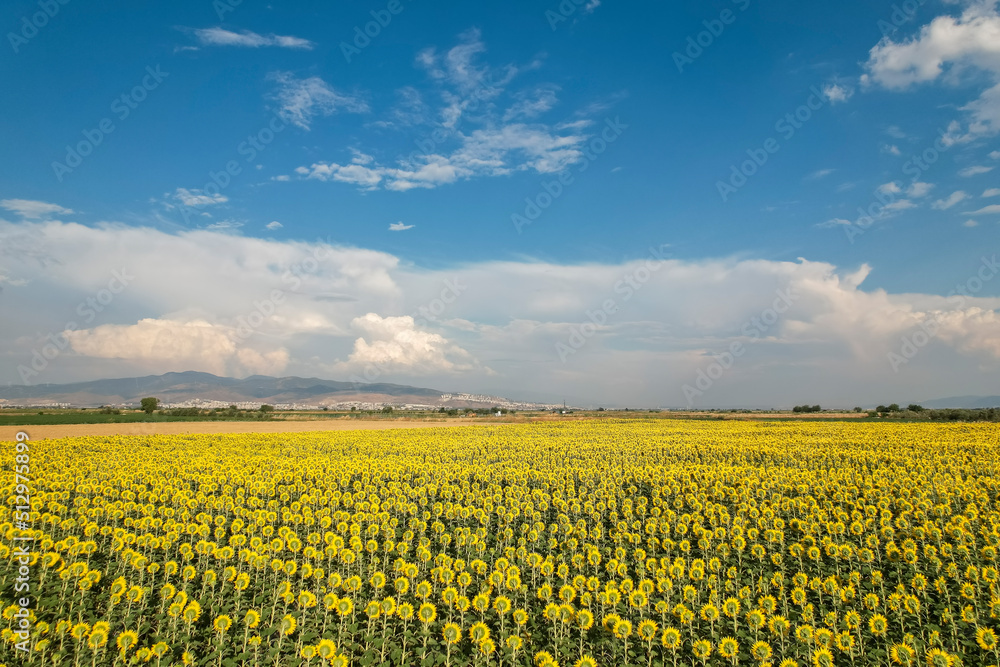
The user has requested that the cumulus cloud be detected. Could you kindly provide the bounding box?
[862,2,1000,142]
[3,219,1000,406]
[193,27,314,50]
[64,318,290,376]
[334,313,486,377]
[389,222,414,231]
[822,83,854,104]
[932,190,969,209]
[268,72,368,130]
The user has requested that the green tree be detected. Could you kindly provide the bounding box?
[140,397,159,414]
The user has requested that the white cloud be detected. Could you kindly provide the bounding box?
[290,32,599,191]
[171,188,228,207]
[822,83,854,104]
[1,199,73,219]
[964,219,979,227]
[882,144,903,156]
[877,182,902,195]
[193,27,314,50]
[266,221,283,230]
[205,219,243,231]
[960,165,994,177]
[268,72,368,131]
[389,222,414,231]
[65,318,289,376]
[964,204,1000,214]
[5,220,1000,406]
[983,188,1000,197]
[503,86,559,121]
[296,122,589,191]
[907,181,934,197]
[584,0,601,12]
[816,218,853,228]
[884,199,917,211]
[863,3,1000,142]
[333,313,485,376]
[806,168,835,180]
[932,190,969,209]
[991,150,1000,159]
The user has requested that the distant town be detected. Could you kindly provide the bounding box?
[0,392,564,412]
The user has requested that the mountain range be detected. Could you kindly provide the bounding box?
[918,395,1000,409]
[0,372,538,409]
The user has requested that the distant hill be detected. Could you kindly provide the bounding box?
[920,395,1000,409]
[0,371,539,409]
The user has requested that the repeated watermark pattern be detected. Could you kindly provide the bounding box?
[340,0,411,63]
[178,112,289,225]
[877,0,929,38]
[888,254,998,372]
[842,127,951,244]
[213,0,242,21]
[349,277,469,389]
[412,278,467,329]
[716,86,829,202]
[545,0,599,30]
[7,0,70,54]
[397,71,506,167]
[17,268,134,384]
[556,244,671,362]
[682,286,797,406]
[672,0,751,73]
[229,238,339,345]
[512,116,627,234]
[51,66,169,182]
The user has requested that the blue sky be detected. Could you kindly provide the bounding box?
[1,0,999,407]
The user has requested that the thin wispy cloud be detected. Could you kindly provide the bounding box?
[389,222,415,231]
[268,72,368,131]
[1,199,73,219]
[959,165,994,177]
[192,27,314,50]
[289,32,597,191]
[805,169,835,181]
[964,204,1000,215]
[170,188,228,208]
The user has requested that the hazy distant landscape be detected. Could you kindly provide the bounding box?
[3,0,999,665]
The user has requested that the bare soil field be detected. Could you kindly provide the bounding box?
[0,411,871,441]
[0,418,487,441]
[680,411,868,419]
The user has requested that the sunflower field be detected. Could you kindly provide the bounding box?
[1,420,998,667]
